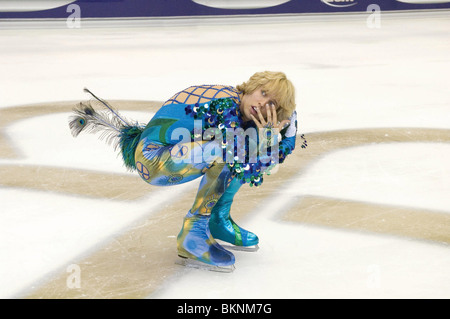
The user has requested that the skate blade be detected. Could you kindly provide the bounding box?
[176,256,235,273]
[218,241,260,252]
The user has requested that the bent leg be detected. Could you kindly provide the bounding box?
[209,177,259,249]
[189,161,233,216]
[134,138,209,186]
[177,162,235,267]
[135,137,236,267]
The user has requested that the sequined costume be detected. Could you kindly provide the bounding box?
[135,85,297,191]
[69,85,300,270]
[133,85,298,268]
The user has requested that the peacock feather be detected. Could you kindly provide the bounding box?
[68,89,145,171]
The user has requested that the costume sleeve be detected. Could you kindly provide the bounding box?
[278,110,298,164]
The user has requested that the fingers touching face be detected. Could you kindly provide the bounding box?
[240,88,279,123]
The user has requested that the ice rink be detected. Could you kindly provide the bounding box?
[0,11,449,299]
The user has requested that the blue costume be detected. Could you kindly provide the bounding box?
[70,85,300,271]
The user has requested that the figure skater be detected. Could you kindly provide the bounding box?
[69,71,305,272]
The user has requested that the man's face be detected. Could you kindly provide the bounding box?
[240,88,278,123]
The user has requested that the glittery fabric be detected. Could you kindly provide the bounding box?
[184,97,295,187]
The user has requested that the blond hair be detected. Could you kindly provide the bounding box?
[236,71,296,121]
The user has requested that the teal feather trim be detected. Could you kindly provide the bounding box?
[119,125,144,171]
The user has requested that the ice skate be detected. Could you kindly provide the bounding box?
[209,178,259,252]
[176,256,235,273]
[209,212,259,252]
[177,212,235,273]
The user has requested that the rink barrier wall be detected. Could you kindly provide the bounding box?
[0,0,449,19]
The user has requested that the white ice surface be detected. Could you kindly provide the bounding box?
[289,142,450,213]
[0,12,449,298]
[152,142,450,299]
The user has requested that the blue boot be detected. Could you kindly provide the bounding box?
[209,178,259,251]
[177,212,235,272]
